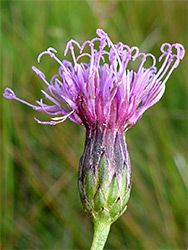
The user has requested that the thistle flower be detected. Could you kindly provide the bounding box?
[3,29,185,250]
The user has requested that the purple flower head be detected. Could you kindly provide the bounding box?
[4,29,185,131]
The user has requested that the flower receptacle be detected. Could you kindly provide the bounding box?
[78,124,131,225]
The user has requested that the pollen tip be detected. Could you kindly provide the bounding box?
[48,47,57,54]
[176,43,185,59]
[37,53,43,63]
[3,88,16,100]
[96,28,106,38]
[32,66,37,71]
[32,66,46,80]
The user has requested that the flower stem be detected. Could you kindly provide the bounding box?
[90,222,111,250]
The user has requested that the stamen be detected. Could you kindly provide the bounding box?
[80,38,101,53]
[41,90,63,108]
[96,29,109,45]
[45,84,63,102]
[157,56,173,81]
[130,46,140,61]
[109,80,123,100]
[3,88,16,99]
[34,117,57,125]
[37,47,57,63]
[89,43,95,73]
[120,46,140,77]
[50,74,59,85]
[51,109,74,120]
[76,53,91,61]
[32,66,50,86]
[55,78,64,88]
[64,39,81,56]
[125,70,131,100]
[175,43,185,59]
[80,40,96,80]
[3,88,38,109]
[64,40,79,66]
[36,99,62,115]
[161,55,181,85]
[137,53,156,73]
[155,42,185,85]
[155,43,172,79]
[97,29,122,71]
[96,38,106,69]
[37,47,68,71]
[34,109,74,125]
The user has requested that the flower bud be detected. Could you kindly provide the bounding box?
[78,123,131,224]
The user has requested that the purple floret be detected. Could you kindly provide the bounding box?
[3,29,185,131]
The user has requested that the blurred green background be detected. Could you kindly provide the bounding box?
[0,1,187,249]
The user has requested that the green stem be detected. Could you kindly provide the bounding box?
[90,222,111,250]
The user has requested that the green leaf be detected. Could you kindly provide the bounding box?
[98,155,109,194]
[110,197,121,218]
[83,196,94,215]
[120,166,127,200]
[120,203,128,216]
[107,174,119,207]
[122,188,131,211]
[94,185,106,212]
[85,170,95,201]
[95,208,110,223]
